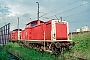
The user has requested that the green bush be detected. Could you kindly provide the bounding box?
[0,46,9,60]
[65,32,90,60]
[6,42,21,48]
[72,32,90,52]
[5,42,56,60]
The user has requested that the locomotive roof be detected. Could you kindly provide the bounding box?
[26,20,44,25]
[13,29,22,31]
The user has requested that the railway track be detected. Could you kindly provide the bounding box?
[7,51,22,60]
[65,55,88,60]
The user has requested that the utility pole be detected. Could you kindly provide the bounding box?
[36,2,39,20]
[17,17,19,29]
[17,17,19,40]
[60,16,62,21]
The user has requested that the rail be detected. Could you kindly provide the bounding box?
[66,55,88,60]
[7,51,22,60]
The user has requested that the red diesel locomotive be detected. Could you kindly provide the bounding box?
[10,19,72,54]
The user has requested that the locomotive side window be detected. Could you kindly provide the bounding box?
[31,23,36,26]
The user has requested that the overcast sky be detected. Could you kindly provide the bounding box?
[0,0,90,32]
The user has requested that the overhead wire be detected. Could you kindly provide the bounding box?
[65,9,90,32]
[39,0,80,18]
[63,9,90,18]
[46,2,89,19]
[31,0,89,20]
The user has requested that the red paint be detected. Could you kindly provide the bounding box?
[13,32,17,40]
[56,23,68,40]
[31,24,44,40]
[21,30,25,40]
[45,22,51,40]
[10,31,18,41]
[24,27,31,40]
[10,20,69,41]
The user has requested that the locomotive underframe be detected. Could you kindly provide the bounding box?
[11,40,72,54]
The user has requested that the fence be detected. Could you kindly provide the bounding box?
[0,23,10,45]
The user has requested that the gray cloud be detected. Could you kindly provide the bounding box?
[0,0,90,31]
[22,13,31,18]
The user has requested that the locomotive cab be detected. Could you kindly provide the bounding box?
[51,19,69,41]
[26,20,44,28]
[45,19,70,42]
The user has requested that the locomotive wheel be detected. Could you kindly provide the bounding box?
[39,46,43,51]
[50,43,58,54]
[50,43,63,54]
[51,47,56,54]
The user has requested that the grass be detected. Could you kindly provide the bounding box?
[1,32,90,60]
[0,46,9,60]
[64,32,90,60]
[5,42,56,60]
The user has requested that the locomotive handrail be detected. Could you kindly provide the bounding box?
[17,40,72,42]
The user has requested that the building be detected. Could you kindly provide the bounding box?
[76,25,90,32]
[81,25,89,32]
[76,28,81,32]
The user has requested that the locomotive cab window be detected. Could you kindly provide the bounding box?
[31,23,36,26]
